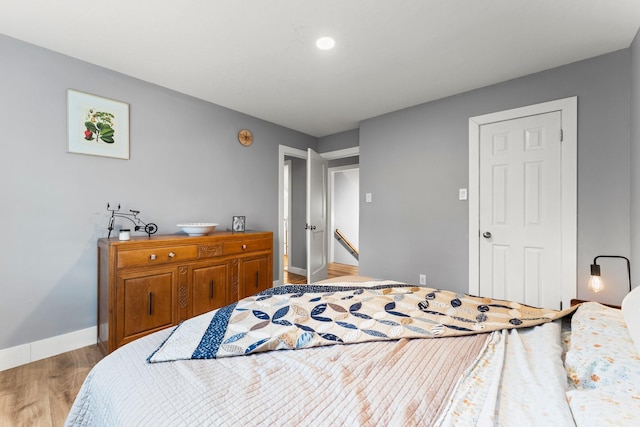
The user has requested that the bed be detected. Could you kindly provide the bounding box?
[65,280,640,426]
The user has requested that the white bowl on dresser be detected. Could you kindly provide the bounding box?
[177,223,218,236]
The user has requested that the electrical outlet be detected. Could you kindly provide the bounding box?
[419,274,426,285]
[365,193,372,203]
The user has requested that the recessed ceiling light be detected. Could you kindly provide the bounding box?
[316,37,335,50]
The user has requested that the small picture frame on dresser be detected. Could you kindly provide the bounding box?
[232,216,245,232]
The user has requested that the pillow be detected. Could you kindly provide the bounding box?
[622,286,640,355]
[565,302,640,389]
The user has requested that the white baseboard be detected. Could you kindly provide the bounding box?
[0,326,96,371]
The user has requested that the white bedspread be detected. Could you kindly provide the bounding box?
[66,326,487,426]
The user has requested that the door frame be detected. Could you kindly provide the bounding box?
[468,97,577,309]
[277,145,359,286]
[322,147,360,269]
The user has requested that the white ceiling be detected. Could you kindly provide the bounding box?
[1,1,639,137]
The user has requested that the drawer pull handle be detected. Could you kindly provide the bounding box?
[255,271,259,288]
[209,280,214,300]
[168,252,176,258]
[148,292,153,315]
[149,254,157,260]
[242,245,247,250]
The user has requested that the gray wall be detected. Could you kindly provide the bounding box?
[360,49,632,304]
[631,30,640,287]
[319,128,359,152]
[0,34,316,351]
[328,156,360,168]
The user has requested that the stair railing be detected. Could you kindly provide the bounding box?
[334,229,359,260]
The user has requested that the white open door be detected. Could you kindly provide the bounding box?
[306,148,328,283]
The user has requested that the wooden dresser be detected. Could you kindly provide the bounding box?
[97,231,273,354]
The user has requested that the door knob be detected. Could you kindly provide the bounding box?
[482,231,492,239]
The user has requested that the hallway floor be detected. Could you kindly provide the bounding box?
[284,262,358,284]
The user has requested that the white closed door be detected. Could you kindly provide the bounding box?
[479,111,562,309]
[306,148,328,284]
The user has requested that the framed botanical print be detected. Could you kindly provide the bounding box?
[67,89,130,159]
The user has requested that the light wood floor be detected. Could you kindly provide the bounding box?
[284,261,359,284]
[0,262,358,426]
[0,344,103,426]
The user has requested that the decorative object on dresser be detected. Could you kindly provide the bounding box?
[177,223,218,236]
[232,215,245,232]
[588,255,631,293]
[107,203,158,238]
[97,231,273,354]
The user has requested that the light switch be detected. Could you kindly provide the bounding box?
[459,188,467,200]
[365,193,372,203]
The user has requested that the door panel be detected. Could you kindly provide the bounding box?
[524,247,543,304]
[240,256,270,298]
[191,264,228,317]
[307,148,328,284]
[119,270,174,341]
[479,111,562,308]
[491,245,509,300]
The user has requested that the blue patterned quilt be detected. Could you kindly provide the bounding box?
[148,282,574,363]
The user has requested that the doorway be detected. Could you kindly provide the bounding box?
[468,97,577,309]
[278,145,360,285]
[281,151,306,280]
[329,165,360,267]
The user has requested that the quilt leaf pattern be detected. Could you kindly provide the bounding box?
[148,283,576,363]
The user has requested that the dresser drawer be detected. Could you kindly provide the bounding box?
[117,245,198,269]
[224,238,272,256]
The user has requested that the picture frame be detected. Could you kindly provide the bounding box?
[67,89,130,159]
[232,216,246,232]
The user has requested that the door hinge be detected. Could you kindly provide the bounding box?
[560,129,564,142]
